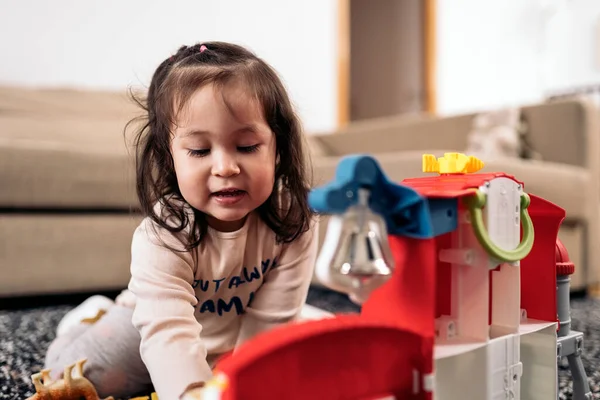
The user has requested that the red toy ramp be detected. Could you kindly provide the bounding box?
[215,314,432,400]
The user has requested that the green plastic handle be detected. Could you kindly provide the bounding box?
[463,190,534,263]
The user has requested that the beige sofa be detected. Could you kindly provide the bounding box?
[0,87,141,297]
[1,86,598,297]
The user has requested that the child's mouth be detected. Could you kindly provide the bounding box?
[213,189,245,197]
[212,189,246,205]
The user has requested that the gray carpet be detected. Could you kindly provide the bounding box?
[0,289,598,399]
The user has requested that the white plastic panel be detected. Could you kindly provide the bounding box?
[434,345,489,400]
[488,334,522,399]
[446,210,490,342]
[434,339,489,360]
[490,262,522,334]
[482,177,521,255]
[519,321,558,400]
[484,178,523,335]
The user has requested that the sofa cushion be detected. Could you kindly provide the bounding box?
[0,214,141,296]
[0,114,138,208]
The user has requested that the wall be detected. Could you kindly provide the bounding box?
[435,0,600,115]
[0,0,339,133]
[544,0,600,91]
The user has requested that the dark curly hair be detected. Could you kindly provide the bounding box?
[126,41,313,251]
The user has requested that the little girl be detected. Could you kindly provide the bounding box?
[43,41,319,400]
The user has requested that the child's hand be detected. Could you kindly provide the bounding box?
[180,383,205,400]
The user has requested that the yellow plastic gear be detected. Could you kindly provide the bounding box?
[422,152,484,174]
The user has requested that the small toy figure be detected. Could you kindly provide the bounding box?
[27,358,114,400]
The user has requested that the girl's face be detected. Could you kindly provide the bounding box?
[171,82,276,232]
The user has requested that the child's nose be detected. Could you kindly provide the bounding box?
[211,153,240,177]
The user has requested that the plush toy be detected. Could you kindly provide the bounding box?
[27,358,114,400]
[465,107,522,159]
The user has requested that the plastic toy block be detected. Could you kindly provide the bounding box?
[427,198,458,237]
[422,152,484,174]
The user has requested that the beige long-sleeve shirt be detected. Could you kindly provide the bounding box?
[120,211,318,400]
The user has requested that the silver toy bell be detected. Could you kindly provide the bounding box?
[315,188,395,304]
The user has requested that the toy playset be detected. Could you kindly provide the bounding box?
[196,152,592,400]
[27,153,592,399]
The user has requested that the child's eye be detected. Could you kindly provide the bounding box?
[238,144,260,153]
[187,149,210,157]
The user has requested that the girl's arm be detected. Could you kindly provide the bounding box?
[128,220,213,400]
[235,217,320,347]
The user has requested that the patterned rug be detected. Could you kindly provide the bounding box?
[0,289,598,399]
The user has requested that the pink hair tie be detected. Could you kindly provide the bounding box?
[199,45,207,53]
